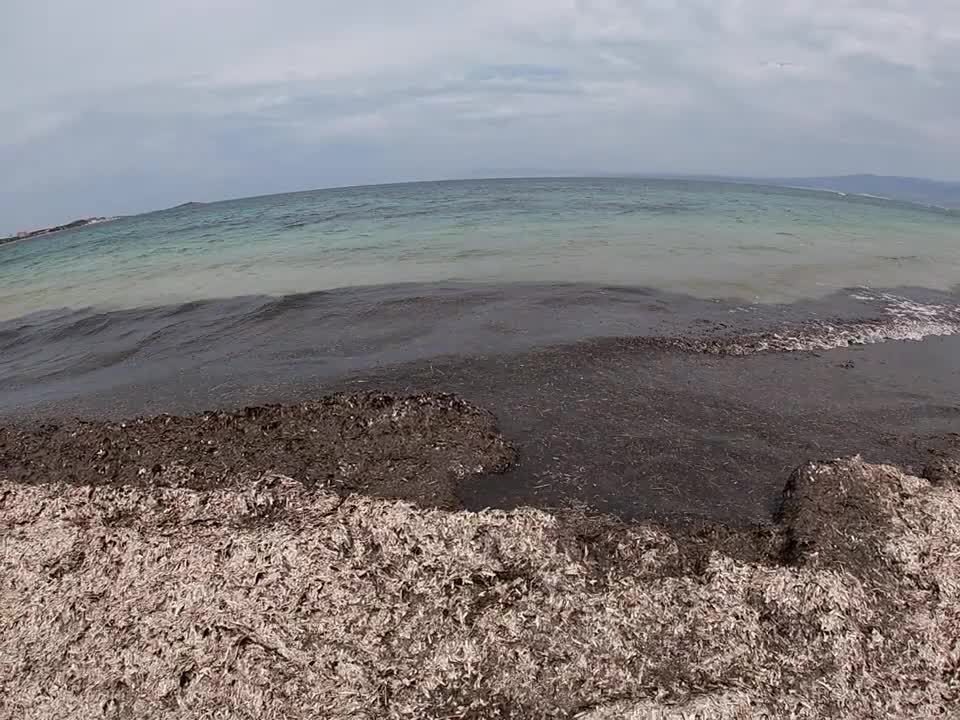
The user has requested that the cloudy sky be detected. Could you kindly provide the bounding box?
[2,0,958,232]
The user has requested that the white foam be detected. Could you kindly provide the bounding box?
[698,291,960,355]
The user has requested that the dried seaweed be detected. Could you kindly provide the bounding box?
[1,453,957,719]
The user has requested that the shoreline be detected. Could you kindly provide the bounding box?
[3,292,958,715]
[3,177,959,715]
[4,326,960,526]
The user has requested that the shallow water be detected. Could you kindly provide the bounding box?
[2,178,959,320]
[2,177,960,417]
[0,280,957,416]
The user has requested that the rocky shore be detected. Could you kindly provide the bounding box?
[1,393,958,718]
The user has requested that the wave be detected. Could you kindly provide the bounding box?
[1,283,959,417]
[657,291,960,356]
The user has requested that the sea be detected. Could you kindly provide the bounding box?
[2,177,959,521]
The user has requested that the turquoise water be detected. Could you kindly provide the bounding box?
[1,177,958,321]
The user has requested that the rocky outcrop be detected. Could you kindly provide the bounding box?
[0,217,114,245]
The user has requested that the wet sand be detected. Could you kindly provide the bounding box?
[0,393,513,510]
[9,333,958,526]
[329,335,960,524]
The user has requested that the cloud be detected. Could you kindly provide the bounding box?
[1,0,959,231]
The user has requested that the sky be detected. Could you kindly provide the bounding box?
[2,0,959,232]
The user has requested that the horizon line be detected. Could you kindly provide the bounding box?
[5,171,959,236]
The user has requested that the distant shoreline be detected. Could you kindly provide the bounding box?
[0,216,119,247]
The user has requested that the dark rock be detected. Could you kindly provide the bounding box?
[922,459,960,488]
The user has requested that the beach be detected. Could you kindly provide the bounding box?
[2,412,958,718]
[3,302,960,717]
[2,179,960,717]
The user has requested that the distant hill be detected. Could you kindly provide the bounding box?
[169,201,208,210]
